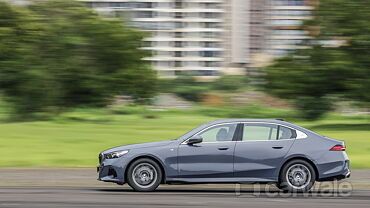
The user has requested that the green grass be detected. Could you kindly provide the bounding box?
[0,110,213,167]
[0,107,369,168]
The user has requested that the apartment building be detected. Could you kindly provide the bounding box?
[81,0,224,77]
[245,0,315,75]
[223,0,268,75]
[80,0,315,77]
[265,0,315,56]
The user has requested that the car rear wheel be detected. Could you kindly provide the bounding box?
[127,158,162,192]
[278,159,316,192]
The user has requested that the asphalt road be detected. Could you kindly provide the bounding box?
[1,186,370,208]
[0,169,369,208]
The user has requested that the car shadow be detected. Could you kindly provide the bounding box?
[95,187,351,197]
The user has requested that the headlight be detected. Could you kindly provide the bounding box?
[104,150,129,159]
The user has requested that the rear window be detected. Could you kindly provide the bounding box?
[242,123,298,141]
[242,123,278,141]
[278,126,297,140]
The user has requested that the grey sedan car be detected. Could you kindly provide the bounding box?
[97,119,350,192]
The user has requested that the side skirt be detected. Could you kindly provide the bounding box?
[166,177,276,184]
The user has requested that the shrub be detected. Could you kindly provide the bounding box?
[173,86,208,102]
[212,75,248,91]
[111,105,147,115]
[295,97,333,120]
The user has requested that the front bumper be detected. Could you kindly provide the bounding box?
[97,154,128,185]
[97,164,125,185]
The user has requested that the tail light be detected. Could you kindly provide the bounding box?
[330,145,346,151]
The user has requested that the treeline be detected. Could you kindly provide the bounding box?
[0,0,156,119]
[263,0,370,120]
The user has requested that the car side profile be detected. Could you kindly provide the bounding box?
[97,119,350,192]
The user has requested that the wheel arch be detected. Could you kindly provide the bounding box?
[279,156,319,181]
[125,155,167,184]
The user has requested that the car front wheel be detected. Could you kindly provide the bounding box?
[127,158,162,192]
[278,159,316,192]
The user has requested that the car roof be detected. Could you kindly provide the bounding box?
[176,119,317,141]
[206,119,290,125]
[205,119,311,132]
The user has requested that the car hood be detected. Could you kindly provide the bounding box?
[102,140,174,154]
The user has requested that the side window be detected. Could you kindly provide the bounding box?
[242,123,278,141]
[278,126,297,140]
[197,124,237,142]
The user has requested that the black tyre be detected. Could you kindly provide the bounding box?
[277,159,316,192]
[127,158,162,192]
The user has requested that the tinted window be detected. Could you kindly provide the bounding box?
[242,124,278,141]
[278,126,297,140]
[197,124,237,142]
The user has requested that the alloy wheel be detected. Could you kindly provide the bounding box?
[286,164,311,189]
[132,163,158,189]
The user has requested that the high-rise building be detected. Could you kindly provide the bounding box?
[81,0,225,77]
[80,0,316,77]
[245,0,316,75]
[249,0,268,56]
[223,0,250,68]
[265,0,315,56]
[224,0,268,73]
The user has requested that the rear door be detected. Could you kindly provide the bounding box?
[234,123,296,180]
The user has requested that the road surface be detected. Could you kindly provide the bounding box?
[0,168,369,208]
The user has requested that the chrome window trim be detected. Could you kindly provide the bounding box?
[200,141,237,144]
[181,121,308,145]
[181,122,239,145]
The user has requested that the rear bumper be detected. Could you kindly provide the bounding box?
[345,170,351,178]
[318,160,351,181]
[318,169,350,181]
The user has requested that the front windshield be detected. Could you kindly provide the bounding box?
[174,123,209,141]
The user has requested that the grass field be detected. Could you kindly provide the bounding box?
[0,108,369,168]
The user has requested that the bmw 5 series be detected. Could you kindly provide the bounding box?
[97,119,350,192]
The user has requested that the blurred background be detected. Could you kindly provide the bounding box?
[0,0,369,169]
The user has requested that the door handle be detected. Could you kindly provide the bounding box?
[218,147,229,150]
[272,146,283,149]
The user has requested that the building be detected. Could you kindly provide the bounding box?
[245,0,316,76]
[81,0,225,78]
[265,0,315,56]
[223,0,268,76]
[80,0,315,77]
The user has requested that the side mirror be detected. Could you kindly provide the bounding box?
[187,135,203,145]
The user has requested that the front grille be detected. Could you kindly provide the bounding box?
[98,153,103,164]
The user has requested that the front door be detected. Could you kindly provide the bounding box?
[177,123,238,181]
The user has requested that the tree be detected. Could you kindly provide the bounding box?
[263,0,370,120]
[307,0,370,109]
[0,0,157,118]
[264,47,351,120]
